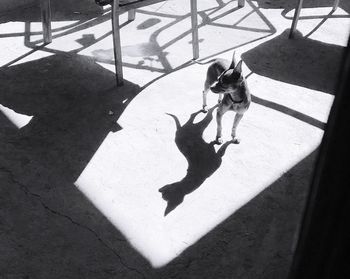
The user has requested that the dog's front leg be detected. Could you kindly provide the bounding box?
[216,105,229,144]
[231,112,244,144]
[218,93,223,104]
[202,88,209,112]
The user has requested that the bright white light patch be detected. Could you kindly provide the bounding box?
[75,65,331,267]
[0,104,33,128]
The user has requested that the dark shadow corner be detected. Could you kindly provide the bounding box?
[242,29,346,94]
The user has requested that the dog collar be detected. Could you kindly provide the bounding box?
[228,79,245,103]
[228,93,243,104]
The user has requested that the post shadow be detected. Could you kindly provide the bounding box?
[159,107,232,216]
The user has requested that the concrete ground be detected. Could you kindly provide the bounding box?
[0,0,349,278]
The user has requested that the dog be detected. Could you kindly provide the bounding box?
[198,53,251,144]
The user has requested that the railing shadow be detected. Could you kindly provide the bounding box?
[2,0,277,82]
[159,107,232,216]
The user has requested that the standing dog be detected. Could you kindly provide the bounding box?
[200,54,251,144]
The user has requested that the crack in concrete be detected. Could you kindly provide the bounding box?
[0,166,146,279]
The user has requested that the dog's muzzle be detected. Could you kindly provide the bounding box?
[210,84,221,93]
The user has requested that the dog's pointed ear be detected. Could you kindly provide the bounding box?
[234,60,243,74]
[229,51,237,69]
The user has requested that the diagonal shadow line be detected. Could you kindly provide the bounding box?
[159,7,273,55]
[27,11,112,45]
[215,0,225,6]
[95,58,168,73]
[196,32,274,61]
[140,60,193,90]
[135,8,180,19]
[246,0,276,33]
[0,32,40,39]
[136,4,226,19]
[1,48,40,68]
[283,14,350,20]
[251,94,326,130]
[0,19,92,39]
[21,19,129,58]
[198,4,272,34]
[207,0,237,16]
[0,19,93,39]
[198,6,243,25]
[303,10,344,38]
[282,10,350,21]
[210,6,241,22]
[209,22,272,33]
[232,9,255,26]
[159,107,232,216]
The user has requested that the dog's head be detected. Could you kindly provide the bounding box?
[210,59,243,95]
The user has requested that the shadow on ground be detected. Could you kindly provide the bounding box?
[242,29,345,94]
[0,53,140,182]
[0,53,153,278]
[159,107,231,216]
[0,51,318,278]
[0,0,104,23]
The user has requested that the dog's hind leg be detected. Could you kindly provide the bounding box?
[231,112,244,144]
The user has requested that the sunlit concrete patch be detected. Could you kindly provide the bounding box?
[0,0,349,277]
[0,104,33,128]
[75,63,331,267]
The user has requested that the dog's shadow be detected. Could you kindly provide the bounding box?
[159,107,232,216]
